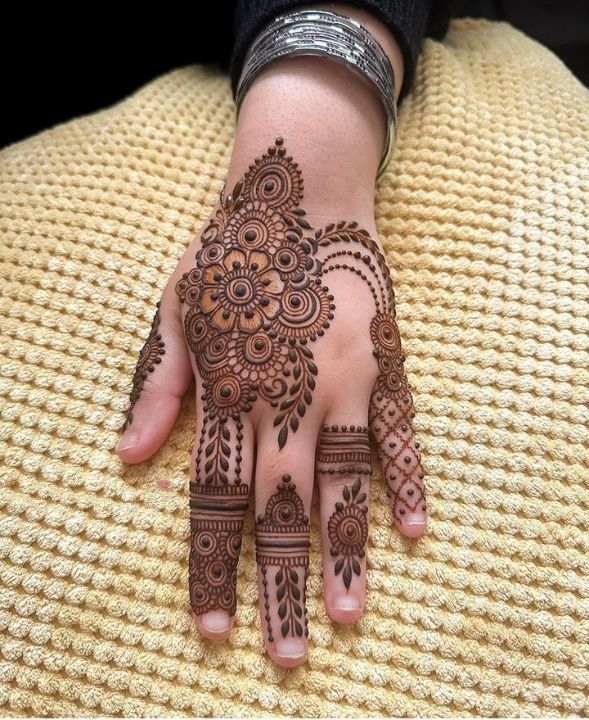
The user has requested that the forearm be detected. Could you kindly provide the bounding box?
[224,3,404,216]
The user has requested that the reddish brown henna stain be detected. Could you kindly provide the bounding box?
[178,138,333,618]
[255,475,310,642]
[122,301,166,432]
[179,136,426,620]
[317,426,371,591]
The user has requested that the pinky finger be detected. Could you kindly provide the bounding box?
[369,356,427,538]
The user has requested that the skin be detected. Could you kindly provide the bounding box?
[117,3,427,668]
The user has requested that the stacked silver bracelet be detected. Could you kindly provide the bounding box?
[235,8,398,180]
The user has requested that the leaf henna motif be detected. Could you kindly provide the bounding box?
[255,475,310,642]
[122,301,166,432]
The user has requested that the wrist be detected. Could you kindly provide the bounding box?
[227,55,383,212]
[227,5,404,211]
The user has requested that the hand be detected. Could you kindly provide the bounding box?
[117,14,426,667]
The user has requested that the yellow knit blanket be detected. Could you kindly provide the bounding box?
[0,18,587,717]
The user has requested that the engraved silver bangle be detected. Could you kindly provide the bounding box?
[235,8,397,180]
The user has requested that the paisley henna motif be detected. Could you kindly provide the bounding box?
[122,301,166,431]
[255,475,310,642]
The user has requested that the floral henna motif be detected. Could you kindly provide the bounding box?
[177,137,334,450]
[317,425,371,591]
[255,475,310,642]
[122,301,166,431]
[329,479,368,590]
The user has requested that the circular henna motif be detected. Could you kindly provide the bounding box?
[243,153,303,212]
[199,248,284,334]
[204,374,251,416]
[273,243,307,281]
[198,334,232,380]
[223,200,286,252]
[198,241,225,266]
[328,504,368,557]
[184,308,210,355]
[229,331,289,382]
[370,313,402,356]
[271,285,332,338]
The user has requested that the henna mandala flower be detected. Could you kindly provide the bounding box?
[228,331,290,382]
[243,150,303,212]
[370,312,402,356]
[198,248,285,333]
[328,503,368,558]
[223,199,287,253]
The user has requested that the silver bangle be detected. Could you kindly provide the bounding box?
[235,9,397,180]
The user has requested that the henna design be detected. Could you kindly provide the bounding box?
[329,479,368,590]
[316,424,372,477]
[317,425,371,591]
[177,137,335,451]
[189,481,248,615]
[180,137,425,618]
[314,219,427,526]
[255,475,310,642]
[122,301,166,431]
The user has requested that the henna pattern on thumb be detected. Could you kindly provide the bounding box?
[121,300,166,432]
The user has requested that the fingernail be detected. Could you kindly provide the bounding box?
[274,637,306,660]
[117,430,139,452]
[333,596,360,611]
[199,610,232,633]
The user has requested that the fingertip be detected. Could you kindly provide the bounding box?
[399,519,428,538]
[193,610,234,640]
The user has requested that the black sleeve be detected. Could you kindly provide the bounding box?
[225,0,456,104]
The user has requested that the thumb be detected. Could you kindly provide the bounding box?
[117,285,192,464]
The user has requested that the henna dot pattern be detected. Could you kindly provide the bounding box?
[255,475,310,642]
[122,301,166,431]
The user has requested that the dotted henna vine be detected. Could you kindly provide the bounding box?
[255,475,310,642]
[121,301,166,432]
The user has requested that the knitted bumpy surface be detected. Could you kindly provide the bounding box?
[1,18,588,718]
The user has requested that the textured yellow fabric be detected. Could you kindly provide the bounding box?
[1,17,588,717]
